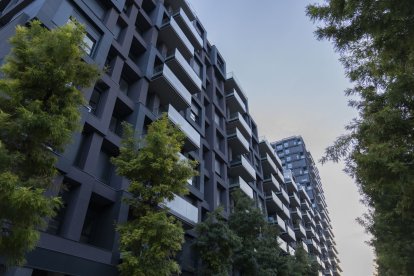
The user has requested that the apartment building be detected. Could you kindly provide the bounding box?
[271,136,342,276]
[0,0,266,275]
[0,0,340,275]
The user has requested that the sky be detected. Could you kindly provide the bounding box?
[188,1,375,275]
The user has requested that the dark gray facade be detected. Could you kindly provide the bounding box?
[272,136,342,276]
[0,0,266,275]
[0,1,340,275]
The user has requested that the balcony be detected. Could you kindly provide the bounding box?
[306,226,316,238]
[265,191,290,220]
[152,64,192,110]
[227,128,249,154]
[226,88,247,114]
[277,188,290,205]
[178,153,193,185]
[229,176,253,199]
[165,195,198,225]
[289,193,300,207]
[259,139,283,168]
[305,239,316,250]
[263,174,280,193]
[167,105,201,149]
[277,237,288,253]
[301,240,309,253]
[159,16,194,60]
[172,8,203,49]
[229,155,256,182]
[290,207,302,220]
[294,223,307,238]
[261,153,278,176]
[166,49,202,93]
[227,112,252,138]
[282,225,296,242]
[268,215,286,232]
[298,185,312,204]
[287,245,295,256]
[284,170,298,193]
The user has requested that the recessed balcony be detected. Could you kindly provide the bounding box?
[266,191,290,220]
[227,112,252,138]
[261,152,278,176]
[284,170,298,194]
[151,64,192,110]
[290,207,302,220]
[229,176,253,199]
[259,139,283,170]
[289,193,300,207]
[268,215,286,233]
[167,105,201,149]
[226,88,247,114]
[159,16,194,60]
[278,237,288,253]
[164,194,198,225]
[166,49,202,93]
[282,225,296,242]
[301,240,309,253]
[277,188,290,205]
[229,155,256,182]
[172,8,203,49]
[227,128,249,155]
[294,223,307,238]
[263,174,280,193]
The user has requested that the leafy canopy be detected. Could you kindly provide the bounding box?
[307,0,414,274]
[193,207,241,276]
[112,116,198,276]
[0,20,99,266]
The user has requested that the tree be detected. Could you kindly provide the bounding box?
[112,116,198,276]
[288,246,319,276]
[307,1,414,274]
[0,20,99,266]
[228,189,287,276]
[193,207,241,276]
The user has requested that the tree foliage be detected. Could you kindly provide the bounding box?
[0,20,99,266]
[229,189,287,276]
[112,116,198,276]
[307,0,414,274]
[193,207,241,276]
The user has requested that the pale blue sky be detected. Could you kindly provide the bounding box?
[188,1,375,275]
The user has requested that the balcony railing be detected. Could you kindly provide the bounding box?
[268,215,286,232]
[172,8,203,49]
[160,16,194,59]
[228,112,252,138]
[164,194,198,224]
[229,176,253,199]
[263,174,280,192]
[226,88,247,113]
[166,49,202,93]
[167,105,201,149]
[230,155,256,181]
[152,64,192,110]
[227,128,249,154]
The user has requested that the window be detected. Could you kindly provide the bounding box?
[119,77,129,95]
[284,142,289,148]
[287,163,292,169]
[214,112,221,127]
[284,149,290,154]
[83,33,96,56]
[286,156,291,162]
[190,103,201,125]
[192,58,202,78]
[215,159,222,176]
[276,144,283,150]
[89,87,103,115]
